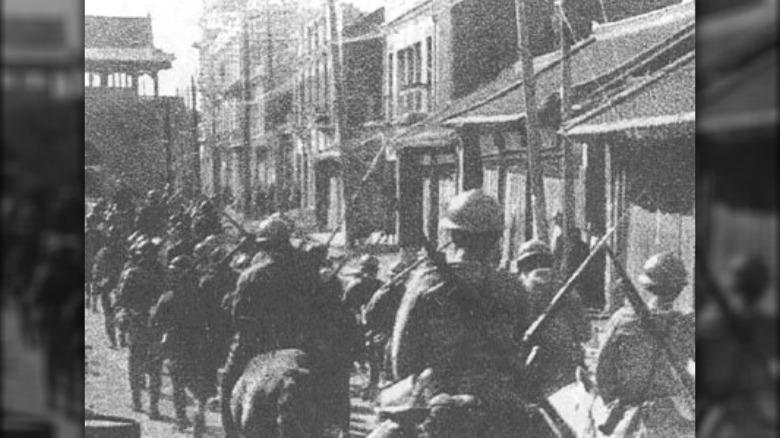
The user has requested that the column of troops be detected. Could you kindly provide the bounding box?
[84,185,775,438]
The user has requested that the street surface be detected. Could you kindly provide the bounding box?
[85,306,377,437]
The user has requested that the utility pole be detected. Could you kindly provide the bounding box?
[164,98,173,189]
[191,76,202,194]
[559,0,575,275]
[326,0,349,245]
[514,0,550,243]
[242,10,252,216]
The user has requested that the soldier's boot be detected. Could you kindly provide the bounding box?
[193,399,207,438]
[148,367,164,420]
[219,352,246,438]
[128,349,145,412]
[172,370,191,430]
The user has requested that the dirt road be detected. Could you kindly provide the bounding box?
[85,308,377,437]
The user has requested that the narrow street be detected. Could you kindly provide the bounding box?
[85,306,377,437]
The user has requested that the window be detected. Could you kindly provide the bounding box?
[395,42,426,114]
[413,42,422,84]
[426,36,433,84]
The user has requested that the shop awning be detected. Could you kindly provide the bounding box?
[392,127,460,153]
[442,1,695,127]
[564,52,695,139]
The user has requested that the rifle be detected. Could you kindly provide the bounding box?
[518,205,629,366]
[598,246,695,433]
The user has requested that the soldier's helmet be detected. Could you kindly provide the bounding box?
[168,255,193,273]
[255,216,292,246]
[513,240,554,273]
[728,253,768,304]
[86,212,100,227]
[637,251,688,292]
[134,239,159,261]
[194,235,219,260]
[440,189,503,234]
[358,254,380,273]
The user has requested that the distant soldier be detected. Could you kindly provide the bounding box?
[595,251,695,437]
[165,220,195,265]
[513,239,590,397]
[217,217,319,438]
[85,212,104,313]
[343,255,383,324]
[192,199,222,241]
[193,235,220,273]
[378,190,542,438]
[92,226,126,348]
[363,259,411,391]
[150,255,209,432]
[135,189,166,238]
[114,240,166,417]
[553,226,603,311]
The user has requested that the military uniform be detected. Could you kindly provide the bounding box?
[114,250,165,414]
[344,274,383,322]
[219,244,319,438]
[596,306,695,437]
[85,216,104,312]
[595,252,695,437]
[513,240,590,398]
[364,281,406,386]
[149,263,208,427]
[391,260,534,438]
[92,242,125,347]
[523,274,590,397]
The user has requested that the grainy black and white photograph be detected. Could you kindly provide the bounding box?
[0,0,776,437]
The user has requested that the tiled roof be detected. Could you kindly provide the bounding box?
[385,0,694,140]
[564,52,694,136]
[440,4,694,126]
[85,15,154,49]
[85,47,175,65]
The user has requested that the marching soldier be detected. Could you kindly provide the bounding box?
[595,251,695,437]
[217,216,319,438]
[363,258,411,393]
[166,220,195,265]
[512,240,590,397]
[85,212,104,313]
[135,189,166,238]
[113,239,166,417]
[149,255,208,431]
[381,190,541,438]
[343,255,383,324]
[91,226,126,349]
